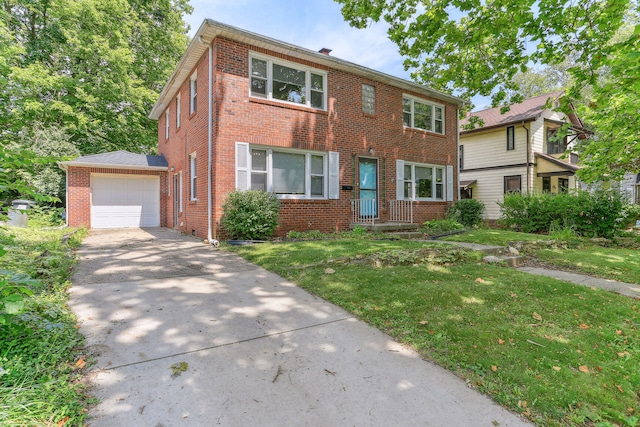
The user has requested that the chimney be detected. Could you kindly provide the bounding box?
[319,47,332,55]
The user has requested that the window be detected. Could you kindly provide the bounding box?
[189,153,197,200]
[506,126,515,150]
[362,84,375,114]
[546,128,567,154]
[176,94,181,128]
[459,145,464,170]
[189,73,197,114]
[542,176,551,193]
[238,144,334,199]
[249,54,326,110]
[164,109,170,139]
[402,162,445,200]
[570,153,579,165]
[504,175,521,193]
[558,177,569,193]
[402,95,444,134]
[178,173,183,212]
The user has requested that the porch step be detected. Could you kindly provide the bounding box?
[351,222,420,232]
[482,255,526,267]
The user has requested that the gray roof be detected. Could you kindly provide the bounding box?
[59,151,168,170]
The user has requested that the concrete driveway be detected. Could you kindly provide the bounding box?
[69,228,531,427]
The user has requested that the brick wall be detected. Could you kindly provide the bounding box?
[158,37,459,238]
[66,166,168,228]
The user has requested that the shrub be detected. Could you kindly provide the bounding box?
[498,190,631,238]
[422,219,464,234]
[447,199,485,227]
[26,205,65,228]
[221,190,280,240]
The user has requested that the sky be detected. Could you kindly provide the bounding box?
[184,0,491,109]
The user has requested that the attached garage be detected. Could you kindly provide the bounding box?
[59,151,168,229]
[91,174,160,228]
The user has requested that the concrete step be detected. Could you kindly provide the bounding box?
[483,255,525,267]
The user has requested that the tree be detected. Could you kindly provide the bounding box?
[335,0,637,179]
[1,0,192,155]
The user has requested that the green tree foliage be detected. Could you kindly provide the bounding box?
[335,0,638,178]
[1,0,192,155]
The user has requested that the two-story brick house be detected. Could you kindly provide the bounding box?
[61,20,464,237]
[459,92,588,220]
[146,19,464,240]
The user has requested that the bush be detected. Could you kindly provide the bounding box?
[221,190,280,240]
[26,205,65,228]
[498,190,631,238]
[422,219,464,235]
[447,199,485,227]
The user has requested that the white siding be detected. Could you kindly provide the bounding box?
[460,167,527,220]
[462,126,527,170]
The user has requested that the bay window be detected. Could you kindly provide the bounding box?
[250,53,326,110]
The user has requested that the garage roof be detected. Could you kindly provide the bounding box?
[58,151,168,171]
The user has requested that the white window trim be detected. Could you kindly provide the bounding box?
[249,52,327,111]
[164,109,170,139]
[178,172,183,212]
[176,93,181,128]
[189,72,197,114]
[402,94,445,135]
[236,143,339,200]
[397,160,448,201]
[189,153,197,200]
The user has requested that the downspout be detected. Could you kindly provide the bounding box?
[457,110,461,200]
[207,43,214,244]
[524,122,531,193]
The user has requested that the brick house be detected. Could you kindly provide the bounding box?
[62,20,465,238]
[459,92,588,219]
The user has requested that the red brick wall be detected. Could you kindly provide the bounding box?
[66,167,168,228]
[158,37,459,238]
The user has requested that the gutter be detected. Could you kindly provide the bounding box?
[207,43,213,243]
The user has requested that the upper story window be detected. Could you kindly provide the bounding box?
[249,53,326,110]
[546,127,567,154]
[189,72,197,114]
[362,84,375,115]
[506,126,515,150]
[176,94,181,128]
[164,109,170,139]
[402,95,444,134]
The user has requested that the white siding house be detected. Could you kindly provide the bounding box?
[459,92,587,220]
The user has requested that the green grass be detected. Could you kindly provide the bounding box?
[0,226,91,427]
[230,239,640,427]
[442,228,640,285]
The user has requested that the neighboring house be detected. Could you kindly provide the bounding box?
[618,173,640,204]
[459,92,588,220]
[139,19,464,240]
[59,151,168,229]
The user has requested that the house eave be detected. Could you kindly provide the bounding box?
[460,117,538,136]
[149,19,466,120]
[58,161,168,172]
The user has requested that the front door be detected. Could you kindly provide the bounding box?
[358,158,378,218]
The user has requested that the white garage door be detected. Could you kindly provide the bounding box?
[91,174,160,228]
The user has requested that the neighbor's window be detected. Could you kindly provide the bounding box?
[189,72,197,114]
[250,54,326,110]
[459,145,464,170]
[507,126,515,150]
[504,175,521,193]
[176,94,181,128]
[362,84,375,114]
[558,177,569,193]
[542,176,551,193]
[546,128,567,154]
[403,162,445,200]
[190,153,197,200]
[402,95,444,134]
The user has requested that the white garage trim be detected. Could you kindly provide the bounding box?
[91,174,160,228]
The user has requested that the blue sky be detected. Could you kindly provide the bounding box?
[185,0,491,109]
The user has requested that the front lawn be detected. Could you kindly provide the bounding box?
[443,229,640,285]
[230,239,639,427]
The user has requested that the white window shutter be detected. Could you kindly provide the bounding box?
[235,142,250,190]
[396,160,404,200]
[328,151,340,199]
[446,165,454,201]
